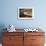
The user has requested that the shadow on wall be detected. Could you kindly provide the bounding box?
[0,24,7,43]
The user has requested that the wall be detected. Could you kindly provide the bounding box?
[0,0,46,30]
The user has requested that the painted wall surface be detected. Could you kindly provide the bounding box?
[0,0,46,43]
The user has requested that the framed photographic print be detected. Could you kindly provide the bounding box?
[18,7,34,19]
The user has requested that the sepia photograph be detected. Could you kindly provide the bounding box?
[18,7,34,19]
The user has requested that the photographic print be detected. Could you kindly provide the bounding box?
[18,7,34,19]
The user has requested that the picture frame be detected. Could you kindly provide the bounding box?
[18,7,34,19]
